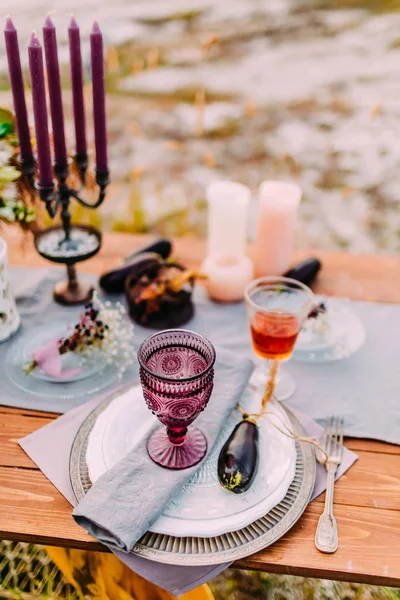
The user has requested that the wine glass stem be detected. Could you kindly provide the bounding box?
[262,358,280,408]
[167,426,188,446]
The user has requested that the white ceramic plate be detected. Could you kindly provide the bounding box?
[293,299,366,362]
[86,385,296,538]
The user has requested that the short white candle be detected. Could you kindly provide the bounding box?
[202,254,254,303]
[254,180,302,277]
[201,180,254,302]
[207,180,251,259]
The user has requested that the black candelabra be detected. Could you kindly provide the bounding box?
[24,154,110,305]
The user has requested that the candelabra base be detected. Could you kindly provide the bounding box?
[34,225,102,306]
[53,276,94,306]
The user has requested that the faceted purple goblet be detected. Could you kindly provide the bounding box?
[138,329,216,470]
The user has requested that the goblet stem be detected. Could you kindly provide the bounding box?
[148,426,207,470]
[167,427,188,446]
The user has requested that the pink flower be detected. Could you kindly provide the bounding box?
[32,338,84,379]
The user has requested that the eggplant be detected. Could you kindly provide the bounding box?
[123,239,172,263]
[218,419,259,494]
[284,258,321,287]
[99,239,172,293]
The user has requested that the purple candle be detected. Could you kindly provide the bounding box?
[90,21,108,172]
[43,15,67,166]
[28,31,53,188]
[68,16,87,157]
[4,17,34,163]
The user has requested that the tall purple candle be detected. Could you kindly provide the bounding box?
[43,15,67,166]
[68,16,87,157]
[4,17,34,163]
[28,31,53,188]
[90,21,108,173]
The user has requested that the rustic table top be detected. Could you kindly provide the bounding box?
[2,229,400,587]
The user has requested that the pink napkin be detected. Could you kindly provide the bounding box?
[32,338,84,379]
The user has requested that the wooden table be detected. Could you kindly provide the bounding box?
[2,230,400,588]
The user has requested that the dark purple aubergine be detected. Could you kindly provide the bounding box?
[99,239,172,293]
[284,258,321,287]
[218,419,259,494]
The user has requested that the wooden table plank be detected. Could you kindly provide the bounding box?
[0,467,96,549]
[2,229,400,586]
[331,450,400,510]
[238,502,400,588]
[1,467,400,587]
[346,438,400,455]
[0,413,53,468]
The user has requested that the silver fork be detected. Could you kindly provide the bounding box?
[315,415,344,553]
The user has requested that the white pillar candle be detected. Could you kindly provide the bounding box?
[202,254,254,303]
[254,180,301,277]
[207,180,251,258]
[0,237,21,343]
[201,180,254,302]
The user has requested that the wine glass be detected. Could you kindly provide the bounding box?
[138,329,216,470]
[245,276,314,400]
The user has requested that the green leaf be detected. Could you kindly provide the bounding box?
[0,122,12,138]
[0,165,21,182]
[0,107,15,136]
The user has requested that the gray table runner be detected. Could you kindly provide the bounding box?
[3,266,400,445]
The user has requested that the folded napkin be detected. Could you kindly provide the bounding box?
[72,349,254,553]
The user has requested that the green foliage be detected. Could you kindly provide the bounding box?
[0,106,36,227]
[0,107,14,137]
[0,165,20,182]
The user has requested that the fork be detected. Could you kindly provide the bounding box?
[315,416,344,553]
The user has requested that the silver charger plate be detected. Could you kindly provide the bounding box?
[70,389,316,566]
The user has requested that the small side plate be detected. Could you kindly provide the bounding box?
[293,300,366,363]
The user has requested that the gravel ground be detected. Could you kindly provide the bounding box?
[1,0,400,252]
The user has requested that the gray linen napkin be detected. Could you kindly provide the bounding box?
[72,350,254,552]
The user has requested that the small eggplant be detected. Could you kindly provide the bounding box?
[99,239,171,293]
[218,419,259,494]
[284,258,321,287]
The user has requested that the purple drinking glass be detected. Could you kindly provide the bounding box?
[138,329,216,470]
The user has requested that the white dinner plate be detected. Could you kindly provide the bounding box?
[86,384,296,538]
